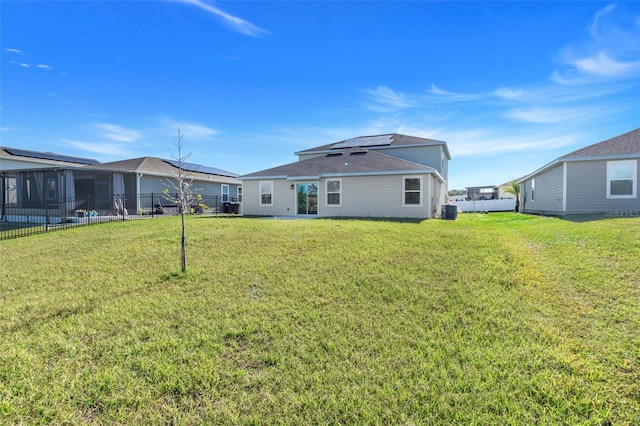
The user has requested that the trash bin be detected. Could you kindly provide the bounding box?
[442,204,458,220]
[223,202,231,213]
[230,202,239,214]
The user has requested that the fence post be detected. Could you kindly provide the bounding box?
[45,201,49,232]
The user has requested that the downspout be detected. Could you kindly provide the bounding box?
[562,162,567,213]
[137,173,143,213]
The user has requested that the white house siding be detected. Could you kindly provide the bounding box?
[242,174,436,218]
[318,174,433,219]
[566,160,640,214]
[241,179,295,217]
[522,164,564,215]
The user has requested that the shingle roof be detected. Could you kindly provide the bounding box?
[241,148,437,179]
[518,127,640,183]
[561,127,640,159]
[0,146,100,166]
[296,133,450,159]
[96,157,240,183]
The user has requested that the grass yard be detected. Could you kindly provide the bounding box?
[1,213,639,424]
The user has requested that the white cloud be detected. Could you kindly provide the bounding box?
[590,3,617,38]
[37,64,53,70]
[363,86,415,112]
[554,3,640,83]
[4,48,24,55]
[61,139,133,157]
[174,0,268,37]
[507,106,584,124]
[92,123,144,142]
[160,117,219,138]
[494,87,525,100]
[572,52,640,78]
[446,129,576,157]
[428,84,487,102]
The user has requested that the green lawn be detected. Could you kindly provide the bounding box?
[1,213,638,424]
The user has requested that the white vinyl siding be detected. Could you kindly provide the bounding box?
[242,174,442,219]
[607,160,637,198]
[320,174,433,219]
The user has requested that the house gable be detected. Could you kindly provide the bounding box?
[295,134,450,179]
[519,128,640,216]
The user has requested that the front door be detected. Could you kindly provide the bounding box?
[296,183,318,215]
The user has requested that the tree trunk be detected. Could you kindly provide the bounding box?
[181,211,187,272]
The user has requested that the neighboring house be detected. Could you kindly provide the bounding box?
[1,147,103,222]
[518,127,640,216]
[240,134,450,219]
[94,157,241,214]
[0,146,241,221]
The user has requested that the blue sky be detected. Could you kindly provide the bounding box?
[2,1,639,189]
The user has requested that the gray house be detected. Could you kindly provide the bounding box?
[0,146,241,222]
[95,157,241,214]
[240,134,450,219]
[518,127,640,216]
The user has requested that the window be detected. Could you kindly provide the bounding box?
[607,160,637,198]
[531,178,535,201]
[221,184,229,202]
[403,176,422,206]
[260,181,273,205]
[326,179,341,206]
[237,186,243,202]
[47,178,56,200]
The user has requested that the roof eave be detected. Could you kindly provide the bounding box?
[241,169,437,180]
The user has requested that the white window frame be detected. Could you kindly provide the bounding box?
[221,184,230,203]
[237,186,243,203]
[531,178,535,201]
[607,160,637,199]
[402,176,423,207]
[326,179,342,207]
[259,181,273,206]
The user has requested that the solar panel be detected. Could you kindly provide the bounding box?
[162,159,238,178]
[3,147,100,165]
[331,135,393,149]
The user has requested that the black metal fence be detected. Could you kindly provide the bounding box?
[0,193,240,240]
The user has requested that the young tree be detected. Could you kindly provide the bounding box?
[161,129,204,273]
[502,180,521,212]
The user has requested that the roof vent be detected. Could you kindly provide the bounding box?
[326,152,343,157]
[349,151,367,156]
